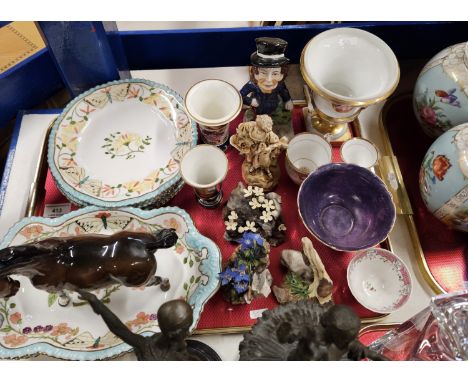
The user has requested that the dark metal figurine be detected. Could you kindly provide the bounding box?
[78,290,221,361]
[239,300,388,361]
[0,229,178,298]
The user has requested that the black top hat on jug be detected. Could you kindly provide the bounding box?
[250,37,290,67]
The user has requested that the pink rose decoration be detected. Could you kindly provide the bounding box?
[9,312,22,325]
[126,312,150,328]
[20,224,44,239]
[420,106,437,126]
[3,334,28,347]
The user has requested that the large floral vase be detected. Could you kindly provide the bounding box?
[419,123,468,232]
[413,42,468,139]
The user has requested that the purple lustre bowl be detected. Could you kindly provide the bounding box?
[298,163,396,251]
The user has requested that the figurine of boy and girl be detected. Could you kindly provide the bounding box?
[230,114,288,190]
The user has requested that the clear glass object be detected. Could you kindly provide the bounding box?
[369,289,468,361]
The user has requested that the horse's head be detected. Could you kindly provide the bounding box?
[0,277,20,298]
[148,228,179,251]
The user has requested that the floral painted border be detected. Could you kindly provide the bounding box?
[0,206,220,360]
[48,79,197,208]
[347,249,412,313]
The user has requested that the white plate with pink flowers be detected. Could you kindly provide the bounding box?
[0,206,220,360]
[48,79,197,208]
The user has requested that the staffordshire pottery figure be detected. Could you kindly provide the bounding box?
[240,37,294,139]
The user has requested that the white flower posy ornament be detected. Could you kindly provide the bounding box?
[225,186,271,233]
[243,186,264,198]
[228,211,238,220]
[223,182,287,247]
[225,211,239,231]
[243,186,254,197]
[262,199,275,212]
[224,210,258,233]
[238,220,257,233]
[225,220,237,231]
[249,198,262,209]
[260,210,273,223]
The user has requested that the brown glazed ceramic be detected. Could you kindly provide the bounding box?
[0,229,178,298]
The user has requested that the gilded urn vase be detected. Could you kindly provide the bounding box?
[413,42,468,139]
[419,123,468,232]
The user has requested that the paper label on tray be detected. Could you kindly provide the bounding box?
[43,203,72,218]
[250,308,268,319]
[387,171,399,191]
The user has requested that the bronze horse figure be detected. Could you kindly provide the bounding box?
[0,229,178,299]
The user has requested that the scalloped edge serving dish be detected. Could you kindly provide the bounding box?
[0,206,220,360]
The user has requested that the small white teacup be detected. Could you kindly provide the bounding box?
[286,133,332,185]
[180,145,228,208]
[340,137,379,168]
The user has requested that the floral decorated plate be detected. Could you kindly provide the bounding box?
[347,248,412,314]
[48,79,197,208]
[0,207,220,360]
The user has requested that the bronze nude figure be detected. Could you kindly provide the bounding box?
[0,229,178,298]
[78,290,221,361]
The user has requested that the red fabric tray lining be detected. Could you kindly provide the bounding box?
[384,96,467,292]
[36,107,381,331]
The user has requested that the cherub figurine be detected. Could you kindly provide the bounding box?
[230,114,288,191]
[240,37,294,139]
